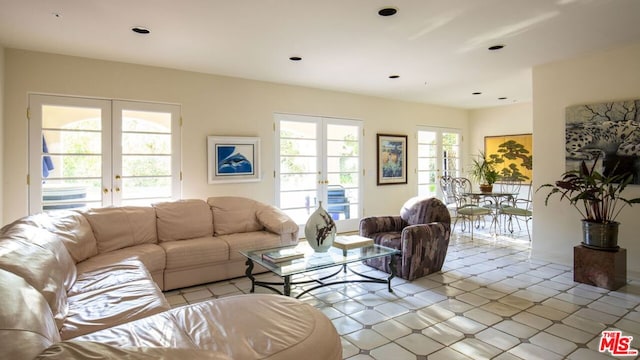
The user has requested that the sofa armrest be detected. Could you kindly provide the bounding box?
[256,205,299,243]
[359,216,405,238]
[37,341,233,359]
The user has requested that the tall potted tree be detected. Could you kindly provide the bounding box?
[538,154,640,249]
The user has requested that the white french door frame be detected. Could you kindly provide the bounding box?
[274,113,363,233]
[29,94,181,214]
[416,126,462,200]
[29,95,113,213]
[112,100,182,205]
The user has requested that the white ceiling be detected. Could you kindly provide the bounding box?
[1,0,640,109]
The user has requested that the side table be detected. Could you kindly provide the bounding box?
[574,245,626,290]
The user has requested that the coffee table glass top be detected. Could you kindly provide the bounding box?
[239,242,399,277]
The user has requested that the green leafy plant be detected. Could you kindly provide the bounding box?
[538,154,640,223]
[470,151,499,185]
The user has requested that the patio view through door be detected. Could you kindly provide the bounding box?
[417,127,462,199]
[29,94,181,214]
[275,113,362,234]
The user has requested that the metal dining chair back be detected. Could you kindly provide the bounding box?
[451,177,491,239]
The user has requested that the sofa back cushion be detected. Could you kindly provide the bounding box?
[0,226,71,329]
[16,211,99,263]
[0,269,60,359]
[207,196,263,236]
[153,199,213,242]
[83,206,157,253]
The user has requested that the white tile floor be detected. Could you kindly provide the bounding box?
[165,225,640,359]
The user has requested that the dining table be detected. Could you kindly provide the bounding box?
[463,191,518,234]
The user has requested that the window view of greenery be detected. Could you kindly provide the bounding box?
[42,110,172,209]
[417,130,460,198]
[279,121,360,224]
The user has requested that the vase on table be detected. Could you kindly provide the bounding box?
[304,201,336,252]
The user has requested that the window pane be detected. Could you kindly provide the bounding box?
[280,121,316,139]
[328,173,359,187]
[42,179,102,210]
[122,155,171,176]
[42,154,101,178]
[327,156,358,172]
[122,110,171,133]
[122,133,171,154]
[280,190,318,209]
[280,139,317,156]
[43,105,101,131]
[418,131,436,143]
[121,177,171,199]
[44,130,101,154]
[280,156,316,173]
[280,173,318,191]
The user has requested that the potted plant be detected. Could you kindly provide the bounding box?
[538,154,640,249]
[470,151,499,192]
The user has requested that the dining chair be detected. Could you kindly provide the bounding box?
[451,177,491,239]
[500,182,533,241]
[439,175,458,217]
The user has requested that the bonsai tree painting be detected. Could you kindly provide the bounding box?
[488,139,532,181]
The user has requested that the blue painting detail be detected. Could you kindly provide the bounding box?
[216,145,254,175]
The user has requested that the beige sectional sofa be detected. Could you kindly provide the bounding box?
[0,196,342,360]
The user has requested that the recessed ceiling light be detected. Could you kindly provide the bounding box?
[131,27,150,34]
[389,75,400,79]
[289,56,302,61]
[472,92,482,95]
[378,7,398,17]
[498,97,508,100]
[488,44,505,51]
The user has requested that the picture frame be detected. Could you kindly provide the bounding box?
[484,133,533,182]
[207,136,261,184]
[377,133,407,185]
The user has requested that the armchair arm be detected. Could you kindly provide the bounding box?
[398,222,451,280]
[256,205,299,244]
[359,216,405,238]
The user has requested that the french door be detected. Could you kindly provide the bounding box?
[275,113,362,233]
[29,94,181,214]
[417,127,462,199]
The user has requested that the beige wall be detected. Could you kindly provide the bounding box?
[532,42,640,277]
[468,103,533,179]
[2,49,469,224]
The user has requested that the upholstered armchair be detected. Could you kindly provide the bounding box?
[359,197,451,281]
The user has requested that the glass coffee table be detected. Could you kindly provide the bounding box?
[240,242,400,298]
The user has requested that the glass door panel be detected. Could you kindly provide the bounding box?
[278,119,320,226]
[417,127,461,199]
[30,96,111,213]
[115,104,177,205]
[276,114,362,233]
[326,123,360,225]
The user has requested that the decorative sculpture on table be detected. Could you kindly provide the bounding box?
[305,202,336,252]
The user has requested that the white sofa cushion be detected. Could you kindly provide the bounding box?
[0,227,72,329]
[72,294,342,360]
[83,206,157,253]
[61,259,170,340]
[49,211,99,263]
[0,269,61,360]
[208,196,263,236]
[160,236,228,269]
[154,199,213,242]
